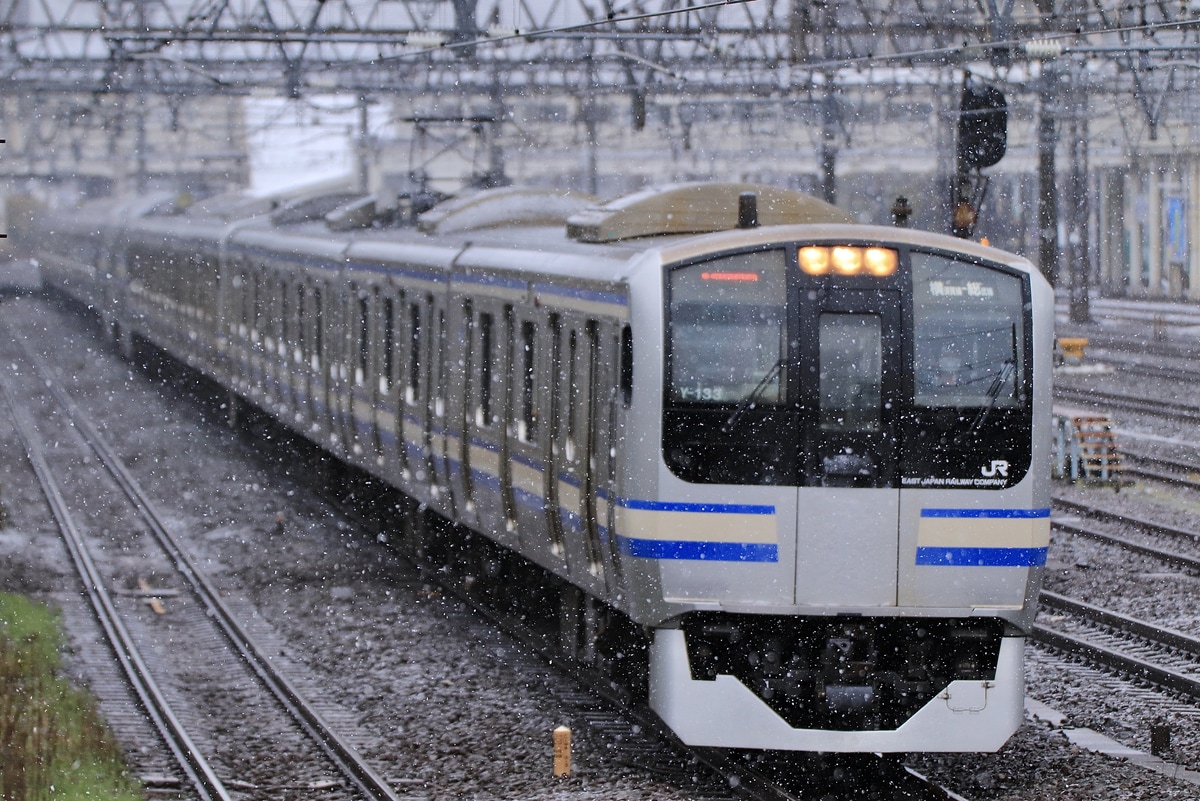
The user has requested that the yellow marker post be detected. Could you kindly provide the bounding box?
[553,726,571,777]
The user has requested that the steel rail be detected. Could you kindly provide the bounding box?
[1054,497,1200,552]
[1040,591,1200,659]
[1054,385,1200,422]
[1120,451,1200,487]
[12,339,406,801]
[1056,519,1200,571]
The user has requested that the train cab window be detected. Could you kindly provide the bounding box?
[819,314,882,433]
[911,253,1024,410]
[667,249,788,405]
[902,251,1033,489]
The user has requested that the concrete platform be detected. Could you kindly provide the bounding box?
[1026,697,1200,786]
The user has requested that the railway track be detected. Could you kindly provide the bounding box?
[1035,592,1200,701]
[1036,496,1200,701]
[0,331,402,801]
[1054,385,1200,423]
[1121,450,1200,487]
[1054,496,1200,552]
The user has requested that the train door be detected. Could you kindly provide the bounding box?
[250,270,266,398]
[454,299,476,524]
[551,318,606,587]
[431,303,457,517]
[297,280,316,429]
[348,285,373,461]
[316,283,338,444]
[508,313,555,559]
[377,292,399,474]
[332,285,355,454]
[544,314,569,561]
[403,297,432,494]
[265,272,283,408]
[458,306,496,537]
[497,306,520,540]
[794,288,902,606]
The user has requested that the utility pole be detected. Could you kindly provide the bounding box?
[1066,69,1091,323]
[582,54,599,196]
[356,94,370,192]
[820,73,838,205]
[1037,62,1060,287]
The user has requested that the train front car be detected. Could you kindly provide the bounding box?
[620,222,1052,752]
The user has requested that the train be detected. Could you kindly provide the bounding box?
[26,180,1054,753]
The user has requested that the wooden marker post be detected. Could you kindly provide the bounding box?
[553,726,571,777]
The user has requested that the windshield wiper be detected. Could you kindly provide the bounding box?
[965,357,1015,434]
[961,323,1019,440]
[722,357,785,434]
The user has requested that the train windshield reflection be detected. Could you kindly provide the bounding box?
[667,249,788,404]
[912,253,1025,409]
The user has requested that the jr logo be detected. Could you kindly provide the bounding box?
[981,460,1009,478]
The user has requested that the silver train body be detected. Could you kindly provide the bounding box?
[32,183,1054,753]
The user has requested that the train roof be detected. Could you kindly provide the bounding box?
[44,182,1038,283]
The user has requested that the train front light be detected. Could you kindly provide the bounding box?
[799,246,830,275]
[864,247,898,276]
[798,245,898,277]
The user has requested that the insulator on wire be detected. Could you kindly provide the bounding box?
[1022,39,1063,59]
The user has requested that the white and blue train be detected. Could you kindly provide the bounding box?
[29,181,1054,752]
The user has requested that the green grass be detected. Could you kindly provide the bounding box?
[0,592,141,801]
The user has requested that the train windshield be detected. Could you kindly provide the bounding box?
[667,250,789,405]
[912,253,1025,409]
[663,243,1034,488]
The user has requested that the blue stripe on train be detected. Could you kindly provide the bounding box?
[617,537,779,563]
[920,508,1050,519]
[915,547,1048,567]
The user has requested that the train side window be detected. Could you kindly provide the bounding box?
[230,271,245,337]
[479,312,494,426]
[277,276,288,356]
[313,285,324,372]
[295,283,306,365]
[566,328,578,461]
[245,271,255,341]
[407,301,422,405]
[519,320,537,442]
[382,296,395,393]
[462,300,475,422]
[356,291,369,387]
[435,309,447,418]
[252,272,264,344]
[620,324,633,406]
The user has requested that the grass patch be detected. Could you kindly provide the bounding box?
[0,592,141,801]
